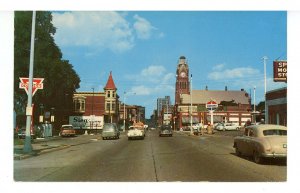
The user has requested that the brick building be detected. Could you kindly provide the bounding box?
[71,72,119,130]
[173,56,252,130]
[266,87,287,126]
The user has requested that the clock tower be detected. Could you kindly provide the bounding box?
[175,56,190,105]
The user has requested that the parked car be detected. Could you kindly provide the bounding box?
[17,126,36,139]
[215,123,240,131]
[127,125,145,140]
[102,123,120,140]
[60,124,76,137]
[233,124,287,164]
[159,125,173,137]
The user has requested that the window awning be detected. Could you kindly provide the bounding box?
[182,116,199,124]
[206,115,223,122]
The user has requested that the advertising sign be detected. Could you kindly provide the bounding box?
[19,77,44,96]
[273,61,287,82]
[206,100,218,111]
[69,116,104,129]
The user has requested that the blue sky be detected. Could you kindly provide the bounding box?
[51,11,287,118]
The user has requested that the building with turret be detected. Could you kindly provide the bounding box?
[70,71,119,131]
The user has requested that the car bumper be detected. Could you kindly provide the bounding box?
[261,153,287,158]
[102,132,118,137]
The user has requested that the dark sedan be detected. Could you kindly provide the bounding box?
[159,125,173,137]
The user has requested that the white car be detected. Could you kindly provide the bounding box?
[215,123,240,131]
[127,126,145,140]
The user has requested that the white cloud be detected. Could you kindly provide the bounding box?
[133,14,156,40]
[212,63,225,71]
[52,11,134,53]
[130,85,151,96]
[127,65,175,96]
[208,67,260,80]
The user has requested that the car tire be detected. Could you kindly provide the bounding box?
[235,147,241,156]
[253,150,263,164]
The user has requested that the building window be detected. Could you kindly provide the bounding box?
[73,97,86,113]
[112,102,115,112]
[112,91,115,98]
[106,102,110,112]
[107,91,110,98]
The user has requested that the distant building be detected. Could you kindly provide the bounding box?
[157,96,172,125]
[266,87,287,126]
[174,56,252,130]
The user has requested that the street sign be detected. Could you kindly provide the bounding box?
[206,100,218,111]
[19,77,44,96]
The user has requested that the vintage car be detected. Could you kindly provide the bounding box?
[159,125,173,137]
[102,123,120,140]
[127,124,145,140]
[233,124,287,164]
[60,124,76,137]
[216,122,240,131]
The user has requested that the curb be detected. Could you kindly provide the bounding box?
[14,145,71,160]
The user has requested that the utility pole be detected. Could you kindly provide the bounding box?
[254,86,256,123]
[263,56,268,124]
[91,87,94,131]
[23,11,36,153]
[190,74,193,135]
[123,91,126,132]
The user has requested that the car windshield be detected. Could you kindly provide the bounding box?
[263,129,287,136]
[103,124,115,131]
[161,126,171,130]
[62,126,73,130]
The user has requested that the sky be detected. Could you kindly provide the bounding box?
[51,11,287,118]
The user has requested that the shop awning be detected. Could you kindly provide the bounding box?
[182,116,199,124]
[206,115,223,122]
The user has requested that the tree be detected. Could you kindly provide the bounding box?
[256,101,265,112]
[14,11,80,129]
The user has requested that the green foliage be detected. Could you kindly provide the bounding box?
[256,101,265,112]
[219,100,238,107]
[14,11,80,127]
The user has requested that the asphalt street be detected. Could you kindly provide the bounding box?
[14,130,286,182]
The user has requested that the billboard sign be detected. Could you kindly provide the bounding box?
[69,116,104,129]
[273,61,287,82]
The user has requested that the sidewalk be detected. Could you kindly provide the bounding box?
[14,134,101,160]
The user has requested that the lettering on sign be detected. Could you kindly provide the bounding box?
[273,61,287,82]
[69,116,104,129]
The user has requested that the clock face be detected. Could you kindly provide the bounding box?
[180,72,186,77]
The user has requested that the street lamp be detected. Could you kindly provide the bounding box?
[123,91,136,132]
[263,56,268,124]
[23,11,36,153]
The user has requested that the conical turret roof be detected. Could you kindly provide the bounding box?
[104,71,117,90]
